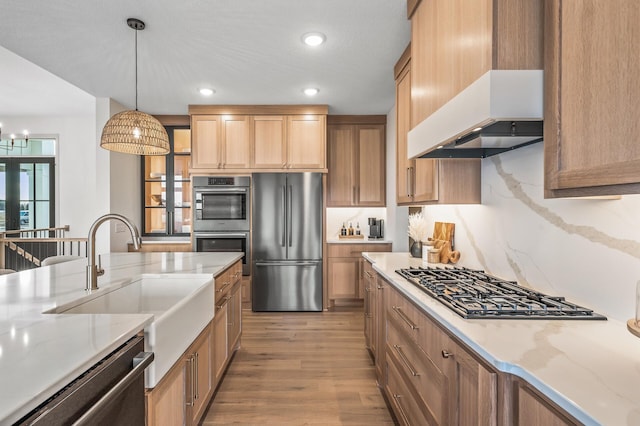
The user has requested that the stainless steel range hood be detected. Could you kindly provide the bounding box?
[407,70,543,159]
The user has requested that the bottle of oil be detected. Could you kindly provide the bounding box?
[340,223,347,236]
[348,222,354,236]
[355,222,361,236]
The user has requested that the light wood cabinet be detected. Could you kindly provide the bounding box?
[241,276,251,308]
[146,323,212,426]
[190,115,250,170]
[327,243,391,307]
[409,0,543,128]
[326,116,386,207]
[544,0,640,197]
[514,379,579,425]
[128,242,191,252]
[252,115,286,168]
[212,260,242,386]
[383,282,497,425]
[189,105,328,173]
[394,44,481,205]
[287,115,326,169]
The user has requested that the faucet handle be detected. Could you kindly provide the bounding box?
[96,254,105,277]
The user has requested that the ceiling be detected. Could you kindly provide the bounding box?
[0,0,410,117]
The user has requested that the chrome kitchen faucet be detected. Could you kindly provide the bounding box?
[86,213,141,291]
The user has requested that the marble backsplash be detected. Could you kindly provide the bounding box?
[326,207,387,240]
[420,143,640,322]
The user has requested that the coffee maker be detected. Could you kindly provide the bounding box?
[368,218,384,239]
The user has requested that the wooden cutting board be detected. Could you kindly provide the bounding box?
[433,222,455,249]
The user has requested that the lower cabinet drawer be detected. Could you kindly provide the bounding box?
[387,314,450,425]
[385,353,430,426]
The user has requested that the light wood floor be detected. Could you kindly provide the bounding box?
[201,307,396,425]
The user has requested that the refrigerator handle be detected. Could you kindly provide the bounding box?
[281,185,286,247]
[287,185,293,247]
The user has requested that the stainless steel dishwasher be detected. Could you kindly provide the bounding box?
[15,335,153,425]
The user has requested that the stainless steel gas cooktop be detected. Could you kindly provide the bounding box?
[395,267,606,320]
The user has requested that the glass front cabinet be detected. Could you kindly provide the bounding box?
[142,126,192,236]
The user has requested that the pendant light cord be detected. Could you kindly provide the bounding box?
[134,26,138,111]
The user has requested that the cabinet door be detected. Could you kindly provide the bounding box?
[396,62,414,204]
[287,115,326,169]
[146,359,187,426]
[443,339,497,425]
[545,0,640,197]
[326,124,356,206]
[221,115,251,169]
[191,328,212,424]
[191,115,222,169]
[228,281,242,353]
[374,275,386,384]
[212,298,229,384]
[327,257,360,300]
[516,380,579,425]
[356,124,385,206]
[253,115,287,168]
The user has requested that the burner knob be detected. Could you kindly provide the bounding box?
[441,349,453,359]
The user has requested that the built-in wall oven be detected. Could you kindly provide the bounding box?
[193,176,251,276]
[193,176,250,232]
[193,231,250,276]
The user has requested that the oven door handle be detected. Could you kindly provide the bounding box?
[194,233,248,238]
[193,187,247,194]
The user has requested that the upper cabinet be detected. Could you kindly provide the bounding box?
[327,116,386,207]
[544,0,640,197]
[189,105,328,173]
[395,45,481,205]
[409,0,543,127]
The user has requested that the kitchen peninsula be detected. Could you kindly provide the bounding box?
[0,252,242,425]
[364,252,640,425]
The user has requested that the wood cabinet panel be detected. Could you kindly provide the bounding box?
[515,379,578,425]
[385,353,431,426]
[326,125,356,205]
[213,299,229,384]
[191,327,212,424]
[228,281,242,353]
[252,115,286,168]
[221,115,251,169]
[544,0,640,197]
[191,115,221,169]
[327,119,386,207]
[287,115,326,169]
[357,125,386,206]
[146,359,187,426]
[328,258,360,300]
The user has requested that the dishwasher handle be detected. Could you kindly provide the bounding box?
[72,351,154,426]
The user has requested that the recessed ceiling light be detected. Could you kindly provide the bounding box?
[303,88,319,96]
[302,32,326,47]
[199,88,215,96]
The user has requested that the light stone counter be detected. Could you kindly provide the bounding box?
[0,251,242,425]
[363,251,640,426]
[326,238,393,244]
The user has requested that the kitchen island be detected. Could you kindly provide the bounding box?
[364,251,640,425]
[0,252,242,425]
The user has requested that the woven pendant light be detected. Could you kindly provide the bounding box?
[100,18,169,155]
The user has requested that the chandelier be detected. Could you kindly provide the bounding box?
[0,123,29,151]
[99,18,169,155]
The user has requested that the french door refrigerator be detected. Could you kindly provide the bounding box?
[252,173,323,311]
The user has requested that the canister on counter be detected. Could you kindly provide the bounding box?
[427,247,441,263]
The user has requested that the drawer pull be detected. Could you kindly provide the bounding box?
[393,306,418,330]
[441,349,453,359]
[364,286,371,292]
[216,281,230,292]
[376,285,384,290]
[392,393,411,426]
[393,344,420,377]
[365,271,373,278]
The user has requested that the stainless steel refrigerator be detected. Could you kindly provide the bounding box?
[251,173,323,311]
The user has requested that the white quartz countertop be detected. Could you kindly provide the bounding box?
[363,252,640,426]
[326,238,393,244]
[0,251,242,425]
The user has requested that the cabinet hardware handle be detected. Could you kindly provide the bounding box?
[353,186,357,203]
[186,355,195,406]
[393,306,418,330]
[393,344,420,377]
[282,163,287,168]
[441,349,453,359]
[364,286,371,292]
[377,285,384,290]
[216,296,230,310]
[392,394,411,426]
[365,271,373,278]
[216,281,230,292]
[194,352,199,400]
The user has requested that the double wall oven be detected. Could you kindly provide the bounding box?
[192,176,250,275]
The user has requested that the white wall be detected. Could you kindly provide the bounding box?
[419,142,640,322]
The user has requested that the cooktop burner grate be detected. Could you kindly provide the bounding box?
[395,267,606,320]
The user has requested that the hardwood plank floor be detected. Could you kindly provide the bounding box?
[201,307,396,425]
